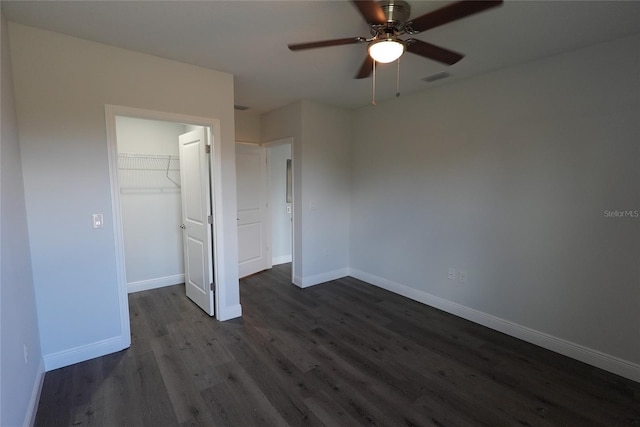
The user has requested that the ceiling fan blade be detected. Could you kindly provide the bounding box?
[408,0,503,33]
[406,39,464,65]
[355,55,374,79]
[288,37,364,51]
[352,0,387,25]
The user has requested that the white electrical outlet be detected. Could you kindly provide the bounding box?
[459,271,467,283]
[23,344,28,365]
[448,268,456,280]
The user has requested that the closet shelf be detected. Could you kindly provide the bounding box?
[117,153,180,171]
[117,152,181,190]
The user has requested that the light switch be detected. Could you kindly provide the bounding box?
[92,213,104,229]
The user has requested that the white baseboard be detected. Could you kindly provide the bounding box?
[272,255,292,265]
[127,274,184,293]
[218,304,242,321]
[349,268,640,384]
[24,358,45,427]
[44,335,128,372]
[293,274,303,287]
[296,268,349,288]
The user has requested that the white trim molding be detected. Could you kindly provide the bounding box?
[297,268,349,288]
[44,336,127,372]
[128,274,185,293]
[272,255,292,266]
[218,304,242,321]
[293,274,303,288]
[24,358,45,427]
[349,268,640,384]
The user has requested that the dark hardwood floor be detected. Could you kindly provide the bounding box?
[35,264,640,426]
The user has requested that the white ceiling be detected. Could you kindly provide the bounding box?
[3,1,640,114]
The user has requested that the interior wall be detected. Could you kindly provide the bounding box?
[115,116,186,292]
[235,110,261,143]
[268,143,292,265]
[350,33,640,377]
[299,101,351,284]
[0,13,43,427]
[261,102,303,282]
[261,100,351,287]
[9,22,239,370]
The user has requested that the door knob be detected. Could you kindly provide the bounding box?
[180,224,186,229]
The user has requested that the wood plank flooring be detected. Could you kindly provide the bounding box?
[35,264,640,426]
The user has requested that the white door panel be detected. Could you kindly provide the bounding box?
[179,128,215,315]
[186,237,205,290]
[238,222,263,261]
[236,143,269,278]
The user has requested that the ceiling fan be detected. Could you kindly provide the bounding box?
[288,0,503,79]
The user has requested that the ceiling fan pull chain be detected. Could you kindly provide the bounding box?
[396,57,401,97]
[371,59,377,106]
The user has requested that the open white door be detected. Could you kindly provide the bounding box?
[179,128,215,316]
[236,142,270,278]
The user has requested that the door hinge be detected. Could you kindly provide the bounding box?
[207,215,213,224]
[205,145,211,154]
[210,282,215,291]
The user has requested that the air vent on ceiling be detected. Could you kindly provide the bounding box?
[234,104,250,111]
[421,72,451,83]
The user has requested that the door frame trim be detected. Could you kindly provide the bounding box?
[105,104,224,339]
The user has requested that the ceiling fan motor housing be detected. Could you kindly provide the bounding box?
[378,0,411,25]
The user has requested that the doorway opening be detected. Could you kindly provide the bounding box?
[115,116,194,293]
[266,139,294,279]
[106,105,224,346]
[235,138,294,283]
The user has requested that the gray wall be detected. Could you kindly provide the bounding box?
[262,100,351,287]
[262,102,304,282]
[350,33,640,376]
[299,101,351,281]
[9,22,239,371]
[0,13,43,427]
[235,110,261,143]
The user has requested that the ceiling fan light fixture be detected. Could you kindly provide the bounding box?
[368,38,405,63]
